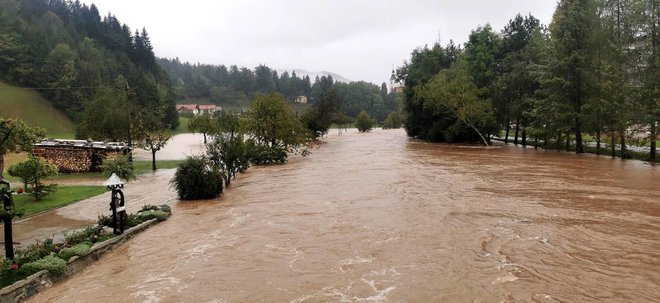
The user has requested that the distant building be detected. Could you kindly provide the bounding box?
[392,86,404,94]
[176,104,221,115]
[295,96,308,104]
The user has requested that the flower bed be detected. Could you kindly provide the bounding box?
[0,204,172,302]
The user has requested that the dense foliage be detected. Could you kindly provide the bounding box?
[158,60,312,103]
[240,93,312,151]
[171,156,223,200]
[396,1,657,160]
[7,156,58,200]
[356,111,374,133]
[159,59,403,122]
[0,0,178,140]
[102,154,136,182]
[0,118,46,180]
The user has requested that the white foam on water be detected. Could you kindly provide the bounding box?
[492,272,519,284]
[534,293,553,300]
[131,290,160,303]
[334,256,374,273]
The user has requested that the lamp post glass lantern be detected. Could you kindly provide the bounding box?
[104,173,126,235]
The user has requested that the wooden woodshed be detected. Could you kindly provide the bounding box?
[32,139,131,173]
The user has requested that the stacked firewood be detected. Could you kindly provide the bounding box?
[33,147,124,173]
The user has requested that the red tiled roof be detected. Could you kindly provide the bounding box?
[176,104,217,111]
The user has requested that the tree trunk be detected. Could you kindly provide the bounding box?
[203,133,207,144]
[565,131,571,152]
[534,137,539,149]
[620,129,628,158]
[575,118,584,153]
[468,123,489,146]
[521,125,527,147]
[596,128,601,155]
[151,150,157,171]
[0,153,4,180]
[611,131,616,158]
[514,117,520,145]
[504,117,510,144]
[650,121,657,161]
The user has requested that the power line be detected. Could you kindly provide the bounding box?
[0,85,123,91]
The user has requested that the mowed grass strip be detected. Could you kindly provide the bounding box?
[13,186,106,217]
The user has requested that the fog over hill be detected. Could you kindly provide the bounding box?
[275,69,352,84]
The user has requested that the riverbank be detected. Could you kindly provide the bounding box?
[24,129,660,303]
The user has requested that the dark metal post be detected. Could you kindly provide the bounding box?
[105,173,126,235]
[1,180,15,259]
[109,189,126,235]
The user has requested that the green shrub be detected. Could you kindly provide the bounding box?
[64,226,103,245]
[356,110,374,132]
[249,143,287,165]
[158,204,171,213]
[141,204,159,212]
[14,239,57,265]
[22,256,67,276]
[8,156,58,200]
[170,156,223,200]
[383,111,404,129]
[0,260,40,288]
[153,210,169,221]
[57,243,91,261]
[138,211,155,221]
[102,154,136,181]
[97,214,113,227]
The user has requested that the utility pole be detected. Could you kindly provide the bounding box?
[125,80,133,167]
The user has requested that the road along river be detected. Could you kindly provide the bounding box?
[29,129,659,302]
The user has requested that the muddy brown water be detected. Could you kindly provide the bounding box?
[28,129,659,303]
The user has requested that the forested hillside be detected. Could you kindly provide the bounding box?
[0,0,178,140]
[159,58,402,121]
[396,0,658,160]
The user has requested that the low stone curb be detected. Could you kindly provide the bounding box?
[0,218,161,303]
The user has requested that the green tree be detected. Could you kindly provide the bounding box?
[102,154,136,182]
[394,41,461,141]
[170,156,223,200]
[188,112,214,144]
[496,14,542,145]
[547,0,599,153]
[420,59,496,146]
[383,111,404,129]
[211,110,241,140]
[135,114,172,171]
[240,93,311,151]
[0,118,45,180]
[303,77,341,139]
[356,111,374,132]
[8,156,58,200]
[206,135,251,187]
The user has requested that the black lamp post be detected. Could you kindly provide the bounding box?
[104,173,126,235]
[1,179,15,260]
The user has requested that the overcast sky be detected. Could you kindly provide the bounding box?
[82,0,558,84]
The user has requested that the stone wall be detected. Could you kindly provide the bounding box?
[0,219,158,303]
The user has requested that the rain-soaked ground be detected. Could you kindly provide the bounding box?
[20,129,660,302]
[1,134,206,245]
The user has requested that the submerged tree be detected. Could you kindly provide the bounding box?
[420,59,497,146]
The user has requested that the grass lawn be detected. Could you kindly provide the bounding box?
[174,116,190,134]
[132,159,183,173]
[0,81,75,138]
[13,186,106,217]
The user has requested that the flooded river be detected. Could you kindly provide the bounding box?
[29,129,659,303]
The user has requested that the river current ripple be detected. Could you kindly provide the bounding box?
[30,129,659,303]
